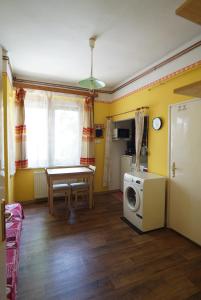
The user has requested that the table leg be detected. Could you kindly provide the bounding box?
[49,178,54,215]
[89,174,93,209]
[47,179,51,213]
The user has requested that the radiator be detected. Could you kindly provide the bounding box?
[34,171,48,199]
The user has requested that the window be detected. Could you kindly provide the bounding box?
[25,90,83,168]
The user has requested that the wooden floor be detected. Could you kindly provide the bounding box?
[17,193,201,300]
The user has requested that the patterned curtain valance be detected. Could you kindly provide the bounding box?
[15,88,26,105]
[80,96,95,165]
[15,88,28,169]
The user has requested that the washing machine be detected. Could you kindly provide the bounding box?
[123,171,166,232]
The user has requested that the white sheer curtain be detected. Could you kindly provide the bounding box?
[135,111,144,172]
[103,118,112,187]
[25,90,48,167]
[50,96,83,166]
[25,90,83,168]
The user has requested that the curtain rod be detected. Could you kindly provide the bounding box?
[106,106,149,119]
[13,80,98,98]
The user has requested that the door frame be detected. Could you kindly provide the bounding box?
[167,97,201,227]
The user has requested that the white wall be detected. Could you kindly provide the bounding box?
[109,139,127,190]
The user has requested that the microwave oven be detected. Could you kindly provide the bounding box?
[113,128,130,139]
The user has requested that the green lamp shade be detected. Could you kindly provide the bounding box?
[79,77,105,90]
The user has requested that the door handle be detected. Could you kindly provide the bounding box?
[172,162,177,178]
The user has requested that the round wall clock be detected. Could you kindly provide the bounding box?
[152,117,162,130]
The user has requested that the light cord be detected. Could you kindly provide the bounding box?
[90,46,93,78]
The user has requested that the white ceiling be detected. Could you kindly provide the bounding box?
[0,0,200,89]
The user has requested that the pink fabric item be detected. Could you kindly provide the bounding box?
[6,203,24,220]
[6,203,24,300]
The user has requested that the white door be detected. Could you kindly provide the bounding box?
[169,99,201,246]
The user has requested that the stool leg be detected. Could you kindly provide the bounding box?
[75,192,78,208]
[68,192,71,210]
[65,192,67,206]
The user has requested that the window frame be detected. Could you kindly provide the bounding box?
[25,91,83,168]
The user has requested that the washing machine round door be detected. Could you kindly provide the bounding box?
[126,185,140,211]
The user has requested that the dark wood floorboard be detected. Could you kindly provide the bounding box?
[17,193,201,300]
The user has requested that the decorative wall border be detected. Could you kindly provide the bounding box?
[111,59,201,103]
[109,40,201,94]
[94,99,110,104]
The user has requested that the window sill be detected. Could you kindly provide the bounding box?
[16,165,84,171]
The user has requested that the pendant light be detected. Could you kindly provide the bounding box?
[79,37,106,90]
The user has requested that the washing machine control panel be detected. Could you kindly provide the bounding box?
[124,173,134,182]
[124,173,144,187]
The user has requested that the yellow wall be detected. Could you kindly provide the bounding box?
[13,65,201,202]
[110,66,201,176]
[14,168,41,201]
[2,73,15,203]
[2,73,9,202]
[94,101,110,192]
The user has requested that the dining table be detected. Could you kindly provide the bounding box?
[46,166,95,214]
